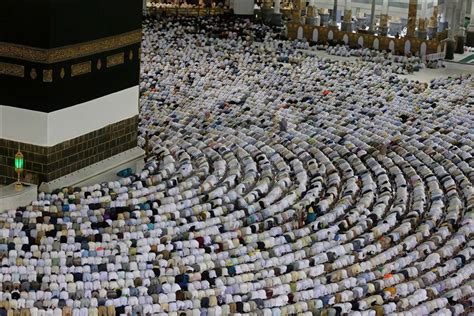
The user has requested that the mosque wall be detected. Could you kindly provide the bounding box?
[288,22,442,55]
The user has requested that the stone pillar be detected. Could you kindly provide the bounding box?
[369,0,376,33]
[455,0,467,53]
[428,5,439,39]
[262,0,272,9]
[261,0,274,24]
[380,0,390,36]
[330,0,339,28]
[438,1,448,31]
[407,0,418,37]
[274,0,281,13]
[299,0,306,16]
[306,3,321,26]
[291,0,305,24]
[341,0,354,32]
[417,0,428,39]
[467,0,474,46]
[320,7,331,26]
[271,0,284,26]
[417,19,428,39]
[446,0,458,59]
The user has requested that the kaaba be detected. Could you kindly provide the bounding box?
[0,0,142,185]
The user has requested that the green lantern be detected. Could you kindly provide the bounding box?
[15,152,24,171]
[14,151,24,189]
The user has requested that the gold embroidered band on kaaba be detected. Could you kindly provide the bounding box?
[0,62,24,77]
[0,30,141,64]
[107,53,125,68]
[71,61,92,77]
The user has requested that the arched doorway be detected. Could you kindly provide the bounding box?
[343,34,349,44]
[297,27,304,40]
[328,30,334,41]
[313,28,319,42]
[404,40,411,55]
[420,42,427,57]
[389,40,395,52]
[373,38,379,50]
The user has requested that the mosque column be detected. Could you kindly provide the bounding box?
[274,0,281,13]
[320,7,331,27]
[272,0,284,26]
[291,0,304,24]
[261,0,274,24]
[368,0,376,33]
[406,0,418,37]
[467,0,474,46]
[341,0,354,32]
[262,0,272,10]
[380,0,390,36]
[446,0,458,59]
[455,0,466,53]
[330,0,339,28]
[300,0,307,24]
[428,5,439,39]
[444,0,454,31]
[438,1,448,31]
[306,1,321,26]
[417,0,428,39]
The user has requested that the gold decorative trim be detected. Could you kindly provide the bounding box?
[106,53,124,68]
[0,30,141,64]
[97,59,102,70]
[60,68,65,79]
[43,69,53,82]
[0,62,24,77]
[71,61,92,77]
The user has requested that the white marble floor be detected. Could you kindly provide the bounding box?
[451,51,474,63]
[404,61,474,83]
[301,49,474,83]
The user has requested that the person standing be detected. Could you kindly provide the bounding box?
[279,117,288,132]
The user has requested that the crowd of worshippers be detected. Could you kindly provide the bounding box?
[0,15,473,316]
[318,45,445,73]
[148,0,226,9]
[149,16,281,42]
